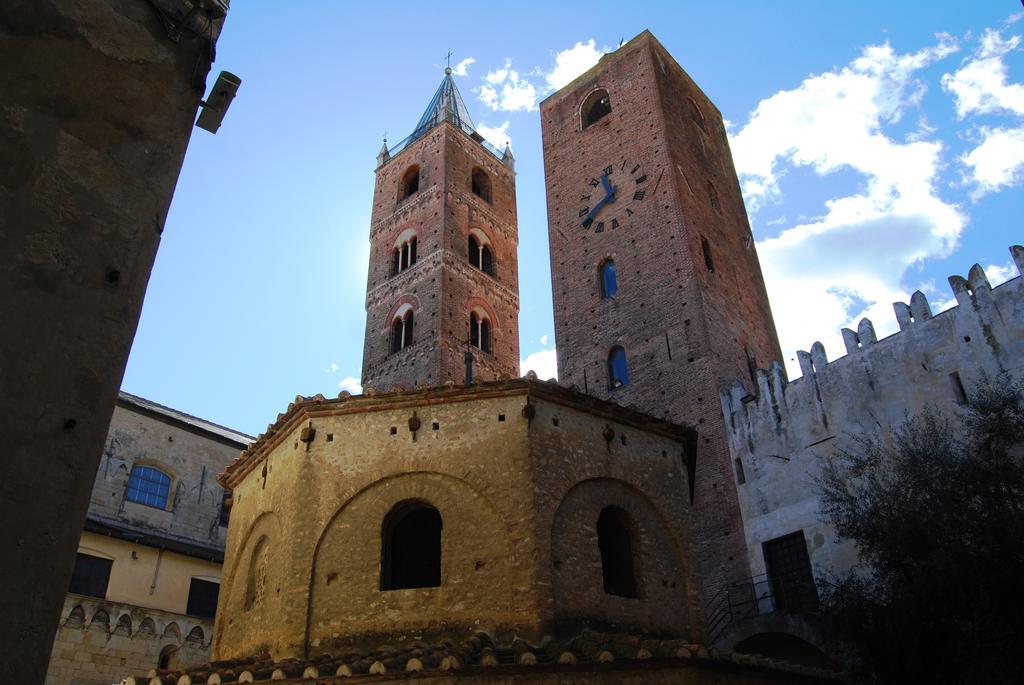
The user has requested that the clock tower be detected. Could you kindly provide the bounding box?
[541,31,783,596]
[362,69,520,391]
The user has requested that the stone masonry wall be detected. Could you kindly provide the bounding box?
[47,595,212,685]
[212,383,702,661]
[0,3,225,680]
[722,248,1024,582]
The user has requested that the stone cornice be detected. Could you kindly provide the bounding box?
[365,249,520,308]
[220,378,697,490]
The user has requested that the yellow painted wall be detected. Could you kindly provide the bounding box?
[78,531,221,615]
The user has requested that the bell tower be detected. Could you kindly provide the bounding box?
[541,32,783,595]
[361,68,520,391]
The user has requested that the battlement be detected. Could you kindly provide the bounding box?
[720,245,1024,583]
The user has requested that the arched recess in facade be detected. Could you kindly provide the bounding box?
[214,510,282,651]
[549,477,697,637]
[383,295,422,332]
[304,471,518,652]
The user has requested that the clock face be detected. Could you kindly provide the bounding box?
[577,160,651,232]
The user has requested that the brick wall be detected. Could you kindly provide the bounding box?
[541,31,783,601]
[362,123,519,391]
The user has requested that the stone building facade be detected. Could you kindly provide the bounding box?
[212,380,702,660]
[0,3,229,680]
[719,249,1024,621]
[541,30,782,603]
[361,71,519,391]
[47,392,250,685]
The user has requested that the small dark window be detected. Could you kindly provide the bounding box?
[608,346,629,389]
[218,490,230,527]
[701,237,715,273]
[186,578,220,619]
[125,465,171,509]
[949,371,968,404]
[597,507,638,598]
[600,260,618,298]
[400,165,420,201]
[391,311,414,353]
[735,458,746,485]
[470,312,491,353]
[392,248,400,275]
[707,180,721,213]
[582,89,612,129]
[380,501,442,590]
[471,167,491,202]
[68,553,112,599]
[158,645,177,670]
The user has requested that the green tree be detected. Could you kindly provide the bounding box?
[818,378,1024,683]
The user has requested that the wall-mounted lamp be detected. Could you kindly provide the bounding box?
[196,70,241,133]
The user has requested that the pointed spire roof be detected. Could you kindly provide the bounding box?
[412,67,477,138]
[382,67,506,163]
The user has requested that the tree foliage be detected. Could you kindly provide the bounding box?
[818,377,1024,683]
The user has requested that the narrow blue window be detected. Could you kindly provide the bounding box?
[600,260,618,298]
[126,465,171,509]
[608,346,629,389]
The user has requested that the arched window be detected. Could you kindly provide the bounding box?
[380,500,442,590]
[608,346,629,389]
[600,260,618,298]
[581,89,612,129]
[471,167,491,203]
[125,465,171,509]
[244,536,269,611]
[400,165,420,201]
[597,506,638,598]
[468,235,494,276]
[470,311,491,353]
[391,311,414,353]
[392,236,417,275]
[706,180,721,213]
[158,645,178,671]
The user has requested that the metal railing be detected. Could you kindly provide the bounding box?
[705,570,820,644]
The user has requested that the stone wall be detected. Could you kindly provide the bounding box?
[47,595,213,685]
[212,381,702,661]
[0,2,225,680]
[722,247,1024,582]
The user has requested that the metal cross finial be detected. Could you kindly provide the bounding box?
[383,130,388,144]
[446,50,453,68]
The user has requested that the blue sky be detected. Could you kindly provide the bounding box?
[123,2,1024,435]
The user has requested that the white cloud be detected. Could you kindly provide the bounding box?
[477,60,538,112]
[985,261,1018,286]
[451,57,475,77]
[539,334,549,346]
[943,28,1024,197]
[338,376,362,394]
[327,362,338,373]
[521,347,558,380]
[942,29,1024,117]
[962,126,1024,195]
[476,121,512,151]
[731,36,965,376]
[546,39,605,91]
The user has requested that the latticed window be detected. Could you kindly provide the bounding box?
[126,465,171,509]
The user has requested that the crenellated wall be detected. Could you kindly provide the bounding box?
[720,246,1024,581]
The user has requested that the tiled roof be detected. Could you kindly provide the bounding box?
[123,631,843,683]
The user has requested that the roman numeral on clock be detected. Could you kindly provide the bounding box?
[633,190,646,201]
[579,207,589,217]
[594,221,605,233]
